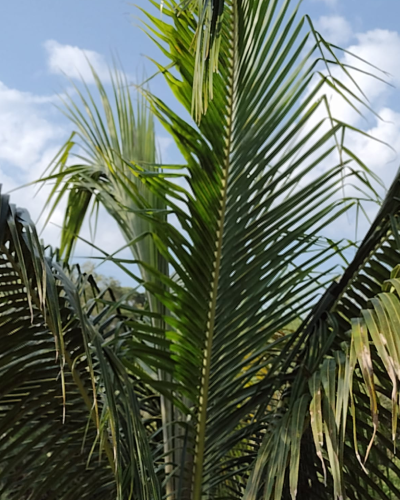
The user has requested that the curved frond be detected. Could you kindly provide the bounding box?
[0,190,160,500]
[247,171,400,499]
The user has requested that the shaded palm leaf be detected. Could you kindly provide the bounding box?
[0,189,160,500]
[246,171,400,499]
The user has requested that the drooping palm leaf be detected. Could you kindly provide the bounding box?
[245,171,400,499]
[39,65,180,496]
[177,0,225,120]
[307,172,400,500]
[0,189,160,500]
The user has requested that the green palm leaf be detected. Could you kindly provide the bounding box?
[246,171,400,499]
[0,189,160,500]
[135,0,384,497]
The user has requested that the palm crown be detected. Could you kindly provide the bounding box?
[2,1,400,499]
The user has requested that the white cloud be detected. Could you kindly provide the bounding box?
[0,82,63,172]
[301,29,400,141]
[44,39,111,84]
[311,29,400,127]
[350,107,400,187]
[297,28,400,242]
[347,30,400,93]
[320,108,400,239]
[0,85,62,242]
[315,15,353,45]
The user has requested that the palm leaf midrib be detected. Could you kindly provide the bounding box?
[192,1,238,498]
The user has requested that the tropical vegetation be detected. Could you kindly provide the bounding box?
[2,0,400,499]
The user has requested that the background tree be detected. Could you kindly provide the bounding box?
[77,261,146,309]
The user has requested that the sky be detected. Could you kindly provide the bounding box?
[1,0,400,284]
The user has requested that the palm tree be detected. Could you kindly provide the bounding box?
[2,0,400,499]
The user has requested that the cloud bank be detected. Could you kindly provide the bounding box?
[44,39,111,84]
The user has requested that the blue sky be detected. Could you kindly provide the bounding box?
[1,0,400,284]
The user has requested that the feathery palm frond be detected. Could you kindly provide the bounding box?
[0,189,160,500]
[132,0,388,497]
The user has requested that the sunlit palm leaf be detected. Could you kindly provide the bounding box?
[138,0,382,498]
[177,0,225,120]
